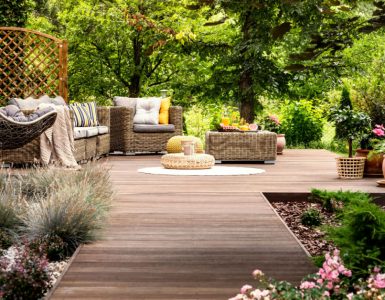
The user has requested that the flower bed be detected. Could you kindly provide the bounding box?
[0,164,113,298]
[229,190,385,299]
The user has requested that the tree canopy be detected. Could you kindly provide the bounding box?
[3,0,385,122]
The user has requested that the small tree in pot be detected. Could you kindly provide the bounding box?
[330,108,371,158]
[329,108,371,178]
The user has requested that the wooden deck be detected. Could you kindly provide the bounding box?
[51,150,384,299]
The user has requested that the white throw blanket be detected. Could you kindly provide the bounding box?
[39,105,79,168]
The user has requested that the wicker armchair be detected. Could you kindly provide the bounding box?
[0,107,110,164]
[109,106,183,153]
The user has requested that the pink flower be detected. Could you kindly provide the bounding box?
[323,291,330,297]
[300,281,316,289]
[251,289,270,299]
[373,273,385,289]
[343,270,352,277]
[252,269,264,279]
[373,128,385,137]
[375,124,385,130]
[374,266,381,273]
[240,284,253,295]
[347,293,354,300]
[326,281,334,290]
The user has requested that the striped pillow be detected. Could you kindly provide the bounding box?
[69,102,99,127]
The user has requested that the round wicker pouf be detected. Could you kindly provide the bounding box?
[161,153,215,170]
[166,136,204,154]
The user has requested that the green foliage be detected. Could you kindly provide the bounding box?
[327,198,385,277]
[328,107,371,157]
[30,234,68,262]
[340,86,353,110]
[0,178,23,235]
[310,189,372,213]
[0,229,13,250]
[20,164,112,256]
[300,209,322,227]
[0,0,33,27]
[280,100,324,147]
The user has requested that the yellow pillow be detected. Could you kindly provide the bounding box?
[159,97,171,124]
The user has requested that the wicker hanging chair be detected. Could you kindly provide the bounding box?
[0,111,57,150]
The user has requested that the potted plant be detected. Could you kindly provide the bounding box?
[263,114,285,154]
[356,124,385,177]
[329,107,371,179]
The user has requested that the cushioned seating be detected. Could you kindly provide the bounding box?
[110,95,183,153]
[133,124,175,133]
[166,135,204,154]
[74,127,99,139]
[97,126,109,135]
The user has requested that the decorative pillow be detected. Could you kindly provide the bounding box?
[113,97,138,114]
[8,96,40,110]
[69,102,98,127]
[133,98,161,125]
[159,97,171,124]
[9,95,66,109]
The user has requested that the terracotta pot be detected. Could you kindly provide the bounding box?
[355,149,384,177]
[383,158,385,178]
[276,134,286,155]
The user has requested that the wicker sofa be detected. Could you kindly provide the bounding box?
[0,107,110,164]
[109,105,183,153]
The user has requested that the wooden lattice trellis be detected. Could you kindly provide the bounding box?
[0,27,68,105]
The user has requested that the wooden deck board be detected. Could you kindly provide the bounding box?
[50,150,383,299]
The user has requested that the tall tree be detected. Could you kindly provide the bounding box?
[0,0,33,27]
[189,0,385,122]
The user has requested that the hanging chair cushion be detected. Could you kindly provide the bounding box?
[0,105,55,122]
[9,95,66,110]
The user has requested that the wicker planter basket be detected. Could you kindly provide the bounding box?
[336,157,366,179]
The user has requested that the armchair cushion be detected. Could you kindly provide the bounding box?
[113,97,138,114]
[133,98,161,125]
[133,124,175,133]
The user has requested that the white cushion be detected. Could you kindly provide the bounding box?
[74,127,99,140]
[97,126,109,135]
[133,98,161,125]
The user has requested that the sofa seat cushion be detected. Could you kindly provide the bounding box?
[97,125,109,135]
[133,124,175,133]
[74,127,99,140]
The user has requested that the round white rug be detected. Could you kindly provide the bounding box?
[138,166,265,176]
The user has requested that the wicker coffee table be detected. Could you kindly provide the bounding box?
[161,153,215,169]
[205,131,276,163]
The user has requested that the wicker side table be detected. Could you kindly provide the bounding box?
[161,153,215,169]
[205,131,277,163]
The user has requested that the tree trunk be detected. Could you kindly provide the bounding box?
[130,35,142,97]
[239,70,255,123]
[348,138,353,158]
[239,12,255,123]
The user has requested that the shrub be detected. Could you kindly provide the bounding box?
[0,229,14,250]
[280,100,324,147]
[0,244,52,299]
[327,199,385,278]
[309,189,372,213]
[230,250,385,300]
[301,209,322,227]
[30,234,68,262]
[20,164,113,257]
[0,175,23,240]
